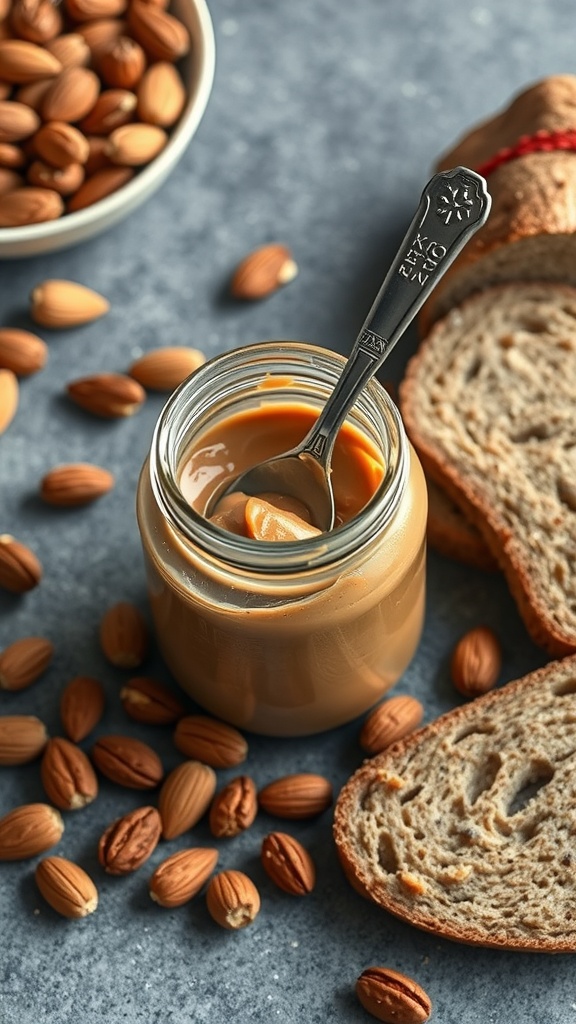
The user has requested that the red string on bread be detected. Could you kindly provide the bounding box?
[476,128,576,177]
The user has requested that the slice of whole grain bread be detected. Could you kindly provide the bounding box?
[333,655,576,951]
[400,281,576,655]
[426,476,497,570]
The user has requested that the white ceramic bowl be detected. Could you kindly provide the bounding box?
[0,0,216,259]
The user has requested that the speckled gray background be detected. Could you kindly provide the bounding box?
[1,0,575,1021]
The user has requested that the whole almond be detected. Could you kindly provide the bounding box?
[0,99,40,141]
[14,76,53,110]
[0,534,42,592]
[120,676,184,725]
[359,695,424,756]
[79,88,136,134]
[98,805,161,875]
[149,847,218,908]
[206,870,260,930]
[46,33,91,69]
[451,626,502,698]
[356,967,432,1024]
[60,675,105,741]
[99,600,148,667]
[67,165,133,211]
[84,133,111,174]
[105,122,167,165]
[35,856,98,918]
[30,279,109,327]
[11,0,63,44]
[0,803,64,860]
[66,0,128,22]
[0,167,23,193]
[0,143,27,168]
[173,715,248,769]
[34,121,90,168]
[258,773,333,819]
[209,775,258,839]
[137,61,185,126]
[0,636,53,691]
[41,66,100,122]
[0,714,48,765]
[128,346,206,391]
[40,463,115,505]
[0,327,47,376]
[77,17,127,59]
[230,243,298,300]
[0,369,18,433]
[28,158,85,195]
[0,39,61,82]
[99,36,146,90]
[158,759,217,840]
[128,1,190,61]
[92,734,163,789]
[261,831,316,895]
[41,737,98,810]
[67,372,146,418]
[0,185,63,225]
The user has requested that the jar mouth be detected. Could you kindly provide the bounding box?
[149,341,409,573]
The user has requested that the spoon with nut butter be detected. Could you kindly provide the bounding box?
[215,167,491,532]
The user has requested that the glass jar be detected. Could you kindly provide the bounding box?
[136,341,427,736]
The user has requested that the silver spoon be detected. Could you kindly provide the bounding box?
[217,167,491,531]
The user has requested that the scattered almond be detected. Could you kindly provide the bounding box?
[0,534,42,593]
[0,636,54,691]
[99,600,148,667]
[105,122,167,165]
[30,279,109,328]
[173,715,248,769]
[359,695,425,756]
[128,346,206,391]
[209,775,258,838]
[98,805,161,875]
[230,243,298,300]
[0,368,18,434]
[0,714,48,765]
[41,736,98,810]
[60,675,105,742]
[258,773,333,819]
[451,626,502,698]
[0,802,64,860]
[40,463,115,505]
[261,831,316,895]
[91,734,163,789]
[356,966,432,1024]
[41,66,100,122]
[0,327,47,376]
[120,676,184,725]
[0,39,62,83]
[137,60,185,127]
[205,870,261,930]
[0,184,63,224]
[67,371,146,418]
[67,166,133,211]
[149,847,218,908]
[35,856,98,918]
[158,759,216,840]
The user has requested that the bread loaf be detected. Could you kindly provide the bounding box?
[333,655,576,951]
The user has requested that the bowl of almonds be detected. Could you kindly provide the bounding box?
[0,0,215,257]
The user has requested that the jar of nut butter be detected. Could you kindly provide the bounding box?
[136,341,427,736]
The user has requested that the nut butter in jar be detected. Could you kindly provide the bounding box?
[136,341,427,736]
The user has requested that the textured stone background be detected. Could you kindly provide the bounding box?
[0,1,574,1021]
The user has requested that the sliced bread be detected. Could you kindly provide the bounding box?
[333,655,576,951]
[426,476,497,570]
[400,280,576,655]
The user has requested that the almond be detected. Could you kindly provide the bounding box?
[0,534,42,592]
[34,121,90,168]
[0,636,53,691]
[84,133,111,174]
[261,831,316,895]
[14,76,53,110]
[0,369,18,433]
[0,803,64,860]
[60,675,105,741]
[105,122,167,165]
[209,775,258,838]
[359,695,425,756]
[127,1,190,62]
[120,676,184,725]
[0,143,27,168]
[0,99,40,141]
[0,327,47,376]
[77,17,127,59]
[0,39,61,83]
[66,0,128,22]
[27,158,85,195]
[11,0,63,44]
[149,847,218,908]
[30,279,109,327]
[137,61,185,127]
[35,856,98,918]
[128,346,206,391]
[206,870,260,930]
[99,600,148,667]
[451,626,502,698]
[99,36,146,90]
[98,805,161,875]
[79,88,136,134]
[0,185,63,225]
[92,734,163,789]
[158,759,216,840]
[173,715,248,769]
[258,773,333,819]
[67,165,133,210]
[41,66,100,122]
[40,463,115,506]
[0,714,48,765]
[67,372,146,417]
[0,167,23,193]
[356,967,432,1024]
[230,243,298,300]
[41,737,98,810]
[45,33,91,69]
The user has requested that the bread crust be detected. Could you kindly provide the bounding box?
[425,475,498,570]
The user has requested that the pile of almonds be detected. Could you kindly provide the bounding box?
[0,0,190,226]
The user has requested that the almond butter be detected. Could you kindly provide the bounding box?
[28,157,85,194]
[209,775,258,839]
[31,278,109,327]
[0,714,48,765]
[0,803,64,860]
[0,636,53,691]
[258,773,333,819]
[0,143,27,168]
[40,463,115,505]
[0,167,23,193]
[0,534,42,592]
[92,734,163,789]
[98,805,161,874]
[137,61,185,127]
[41,737,98,810]
[173,715,248,769]
[230,243,298,300]
[0,327,47,375]
[67,372,146,417]
[99,35,146,89]
[99,600,148,667]
[158,759,216,840]
[67,165,133,210]
[359,695,425,756]
[120,676,184,725]
[149,847,218,908]
[105,121,167,165]
[0,39,61,82]
[41,66,100,122]
[45,32,91,69]
[0,368,18,433]
[261,831,316,895]
[451,626,502,698]
[34,121,90,168]
[60,675,105,741]
[35,856,98,918]
[79,87,136,134]
[128,346,206,391]
[66,0,128,22]
[0,184,63,224]
[206,870,260,930]
[356,967,432,1024]
[128,1,189,61]
[0,99,40,141]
